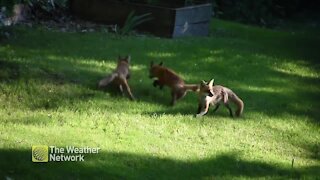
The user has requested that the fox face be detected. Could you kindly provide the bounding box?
[149,61,163,79]
[199,79,215,97]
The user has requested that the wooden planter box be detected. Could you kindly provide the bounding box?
[70,0,212,38]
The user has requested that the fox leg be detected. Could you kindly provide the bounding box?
[221,90,233,117]
[212,104,220,113]
[153,80,159,87]
[170,91,177,106]
[171,89,186,106]
[197,103,202,114]
[125,83,135,101]
[196,100,210,117]
[176,90,187,101]
[153,80,164,89]
[120,77,135,101]
[119,84,124,96]
[225,104,233,117]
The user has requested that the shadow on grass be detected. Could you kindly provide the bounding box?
[1,116,52,126]
[0,60,20,82]
[1,149,319,179]
[298,143,320,161]
[264,123,320,162]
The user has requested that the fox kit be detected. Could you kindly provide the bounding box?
[196,79,244,117]
[149,61,199,105]
[98,55,135,100]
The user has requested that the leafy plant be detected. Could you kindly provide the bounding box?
[119,11,152,35]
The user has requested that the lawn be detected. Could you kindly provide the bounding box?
[0,19,319,179]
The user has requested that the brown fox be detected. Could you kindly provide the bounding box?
[149,61,199,105]
[196,79,244,117]
[98,55,135,100]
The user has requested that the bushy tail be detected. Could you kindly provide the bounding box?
[183,84,200,92]
[230,93,244,117]
[98,73,117,88]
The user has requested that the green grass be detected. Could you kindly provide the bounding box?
[0,19,319,179]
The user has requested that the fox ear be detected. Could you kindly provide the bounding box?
[126,55,131,63]
[200,80,206,87]
[159,62,163,66]
[208,79,214,88]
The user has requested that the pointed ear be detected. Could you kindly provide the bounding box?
[208,79,214,88]
[159,62,163,66]
[200,80,206,87]
[126,55,131,63]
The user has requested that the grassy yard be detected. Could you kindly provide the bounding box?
[0,19,319,179]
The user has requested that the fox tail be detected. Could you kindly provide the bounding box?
[183,84,200,92]
[98,73,117,88]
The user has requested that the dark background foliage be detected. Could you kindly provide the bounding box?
[212,0,320,26]
[0,0,319,27]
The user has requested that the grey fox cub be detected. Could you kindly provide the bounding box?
[99,55,135,100]
[196,79,244,117]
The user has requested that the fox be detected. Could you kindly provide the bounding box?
[196,79,244,117]
[98,55,135,100]
[149,61,199,106]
